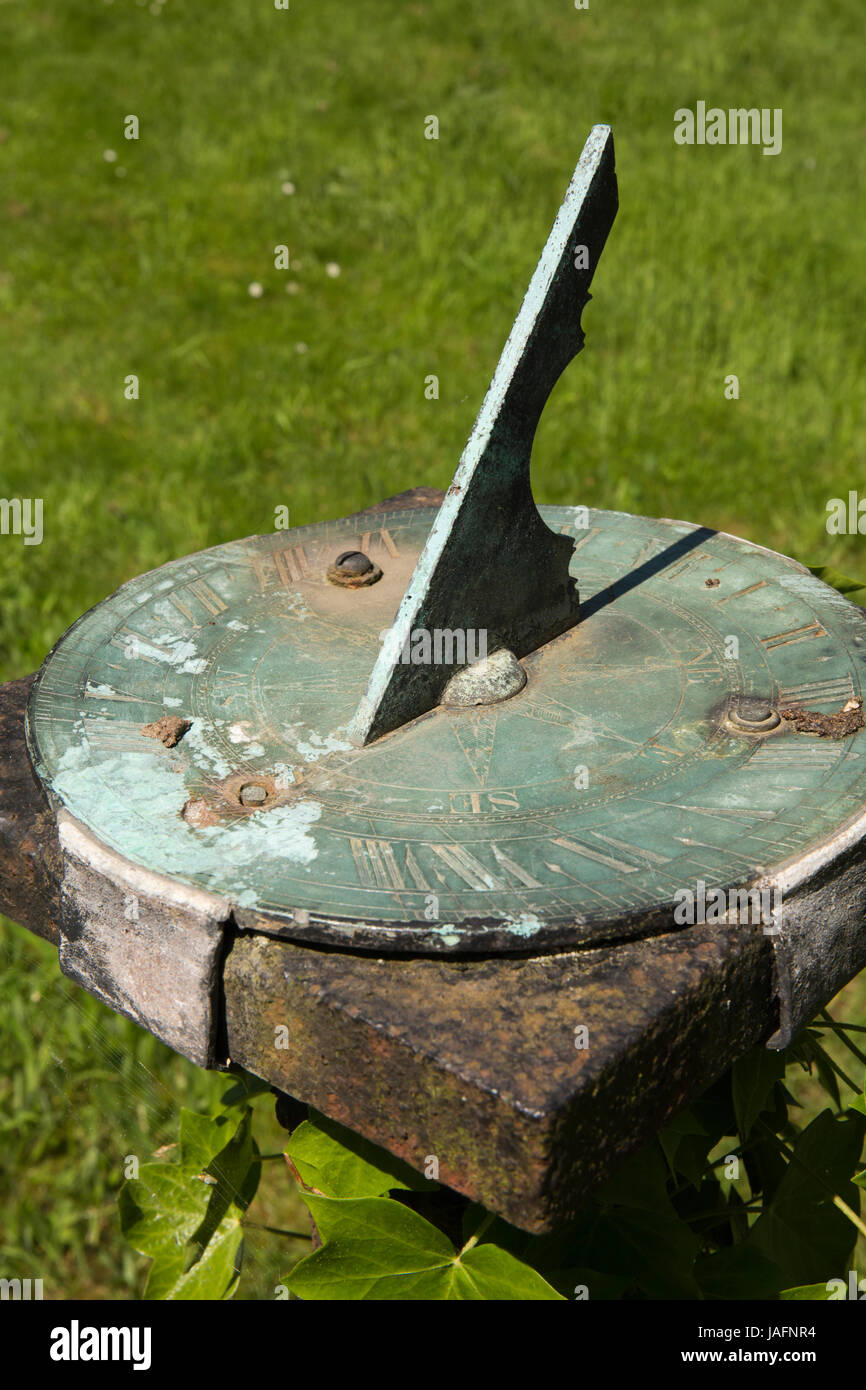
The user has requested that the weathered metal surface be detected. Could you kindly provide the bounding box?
[348,125,618,746]
[440,648,527,706]
[223,921,776,1231]
[0,602,862,1225]
[0,674,62,944]
[24,501,866,958]
[761,810,866,1045]
[57,812,231,1069]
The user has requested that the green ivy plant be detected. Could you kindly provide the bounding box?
[118,1015,866,1301]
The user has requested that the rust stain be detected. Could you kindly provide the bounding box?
[141,715,192,748]
[779,696,864,739]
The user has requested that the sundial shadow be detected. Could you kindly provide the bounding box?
[578,525,718,621]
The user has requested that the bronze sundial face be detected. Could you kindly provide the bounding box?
[22,125,866,956]
[25,503,866,952]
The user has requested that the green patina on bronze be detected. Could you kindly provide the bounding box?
[24,502,866,953]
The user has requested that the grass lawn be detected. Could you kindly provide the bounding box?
[1,0,864,1297]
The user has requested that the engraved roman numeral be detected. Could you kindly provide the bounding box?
[359,528,399,558]
[716,580,768,605]
[109,628,173,663]
[663,551,713,581]
[683,647,719,680]
[168,581,228,625]
[84,682,140,702]
[188,580,227,615]
[747,741,842,770]
[490,843,541,888]
[759,620,827,650]
[777,675,855,707]
[349,837,406,890]
[429,843,502,890]
[552,834,669,875]
[253,546,311,590]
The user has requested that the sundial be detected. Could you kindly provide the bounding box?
[5,126,866,1230]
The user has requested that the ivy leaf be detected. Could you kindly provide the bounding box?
[597,1142,673,1210]
[287,1195,563,1300]
[595,1206,701,1299]
[219,1071,273,1107]
[808,565,866,602]
[695,1244,782,1300]
[590,1143,700,1298]
[780,1281,835,1300]
[731,1046,786,1139]
[119,1108,260,1300]
[658,1107,708,1182]
[286,1109,433,1198]
[746,1109,865,1287]
[850,1068,866,1117]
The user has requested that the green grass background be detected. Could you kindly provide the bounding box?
[1,0,865,1297]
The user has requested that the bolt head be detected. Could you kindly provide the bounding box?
[335,550,374,576]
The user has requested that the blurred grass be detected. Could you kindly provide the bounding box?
[0,0,864,1297]
[0,917,310,1299]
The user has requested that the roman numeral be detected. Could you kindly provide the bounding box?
[168,581,228,625]
[423,841,541,892]
[747,741,842,770]
[83,682,140,702]
[349,837,407,891]
[777,675,855,707]
[663,551,713,581]
[552,834,669,875]
[429,843,502,891]
[716,580,768,605]
[188,580,227,615]
[683,647,719,680]
[359,527,399,558]
[109,628,173,664]
[253,546,312,590]
[759,620,827,650]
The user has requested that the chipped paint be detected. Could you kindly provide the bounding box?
[500,911,544,938]
[283,723,353,761]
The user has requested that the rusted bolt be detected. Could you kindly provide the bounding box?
[727,697,781,734]
[337,551,373,575]
[326,549,383,587]
[239,783,269,807]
